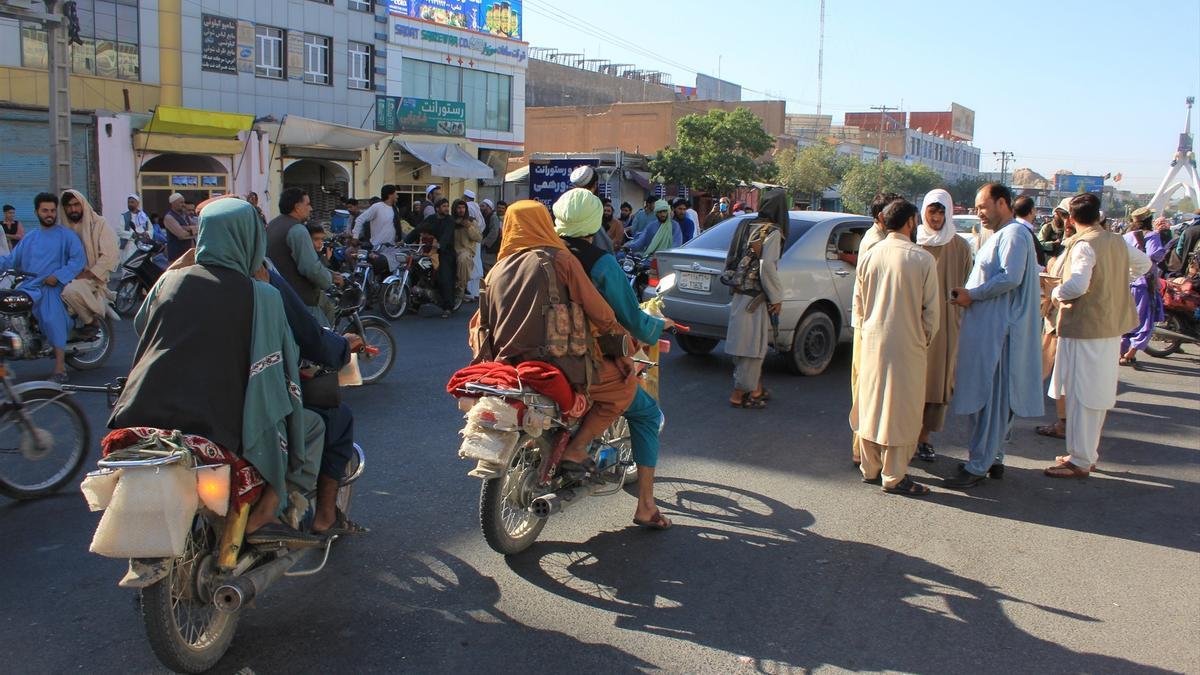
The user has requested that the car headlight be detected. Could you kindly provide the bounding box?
[656,272,676,294]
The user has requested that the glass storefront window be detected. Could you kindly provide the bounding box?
[405,58,512,132]
[20,23,48,70]
[72,37,96,75]
[21,2,139,81]
[95,40,118,79]
[117,42,139,81]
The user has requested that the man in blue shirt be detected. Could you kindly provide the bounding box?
[627,199,683,255]
[628,195,658,236]
[673,198,696,242]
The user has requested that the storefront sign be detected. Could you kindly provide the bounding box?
[529,159,597,209]
[201,14,237,74]
[236,21,255,74]
[389,0,522,41]
[392,19,527,63]
[376,96,467,136]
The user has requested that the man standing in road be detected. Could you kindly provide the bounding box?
[703,197,731,232]
[944,184,1044,488]
[268,188,339,326]
[1045,193,1151,478]
[673,198,696,242]
[463,190,487,296]
[480,198,502,273]
[162,192,197,262]
[850,199,938,496]
[629,195,658,236]
[1039,199,1071,258]
[0,193,85,382]
[59,189,118,341]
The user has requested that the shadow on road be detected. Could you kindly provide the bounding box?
[507,478,1171,674]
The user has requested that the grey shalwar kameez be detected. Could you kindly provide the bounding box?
[724,190,788,392]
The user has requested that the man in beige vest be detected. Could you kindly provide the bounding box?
[849,192,902,467]
[1045,193,1151,478]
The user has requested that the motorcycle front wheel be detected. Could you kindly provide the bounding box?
[356,316,395,385]
[380,280,409,320]
[0,388,89,500]
[1147,314,1184,358]
[141,516,239,674]
[114,278,144,317]
[66,317,114,370]
[480,439,547,555]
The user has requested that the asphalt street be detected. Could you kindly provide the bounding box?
[1,311,1197,674]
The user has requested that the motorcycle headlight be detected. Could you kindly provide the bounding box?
[622,259,636,273]
[137,243,153,252]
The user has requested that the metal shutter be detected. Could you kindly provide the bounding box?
[0,109,97,226]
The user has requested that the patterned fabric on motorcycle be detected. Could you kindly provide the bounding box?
[102,427,265,508]
[446,360,586,419]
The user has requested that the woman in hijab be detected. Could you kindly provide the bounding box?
[109,198,321,545]
[554,188,676,529]
[915,189,973,461]
[472,200,631,478]
[723,188,788,409]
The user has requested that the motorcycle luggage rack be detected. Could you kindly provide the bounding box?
[97,450,188,469]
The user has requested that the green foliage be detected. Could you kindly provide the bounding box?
[775,143,853,203]
[1175,197,1196,214]
[649,107,777,196]
[839,160,951,214]
[947,175,989,208]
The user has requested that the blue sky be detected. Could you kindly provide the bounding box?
[523,0,1200,193]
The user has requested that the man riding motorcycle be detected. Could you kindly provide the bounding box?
[553,188,675,530]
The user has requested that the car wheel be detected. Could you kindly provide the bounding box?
[788,311,837,376]
[675,334,720,356]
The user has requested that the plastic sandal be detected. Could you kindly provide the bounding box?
[882,477,931,497]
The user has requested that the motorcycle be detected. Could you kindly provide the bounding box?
[0,270,115,370]
[618,251,654,301]
[113,237,167,317]
[380,242,463,320]
[453,354,664,556]
[82,427,366,673]
[1147,275,1200,358]
[326,282,396,385]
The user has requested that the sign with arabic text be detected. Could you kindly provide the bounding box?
[389,0,522,41]
[529,159,598,209]
[201,14,237,74]
[391,17,527,64]
[376,96,467,136]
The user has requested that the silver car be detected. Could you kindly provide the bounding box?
[653,211,873,376]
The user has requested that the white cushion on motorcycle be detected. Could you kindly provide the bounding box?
[89,464,199,558]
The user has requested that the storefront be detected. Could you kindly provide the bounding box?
[0,108,97,225]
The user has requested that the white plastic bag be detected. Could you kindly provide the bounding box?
[80,469,121,512]
[89,464,199,558]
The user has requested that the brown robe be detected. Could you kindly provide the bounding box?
[922,235,973,405]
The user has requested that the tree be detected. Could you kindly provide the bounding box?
[839,160,949,214]
[1176,197,1196,214]
[775,143,855,204]
[650,107,777,196]
[948,175,988,208]
[900,163,944,203]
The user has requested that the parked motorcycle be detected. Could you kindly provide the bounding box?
[453,358,663,556]
[1147,275,1200,358]
[82,429,366,673]
[618,251,654,301]
[0,270,115,370]
[326,283,395,385]
[380,243,463,319]
[113,237,167,317]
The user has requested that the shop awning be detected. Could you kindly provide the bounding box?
[505,165,529,182]
[397,141,494,180]
[268,115,390,151]
[629,170,654,191]
[148,106,254,138]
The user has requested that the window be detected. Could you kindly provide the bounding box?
[348,42,372,90]
[403,58,513,131]
[24,1,139,81]
[255,25,285,79]
[20,23,47,70]
[303,34,331,85]
[349,0,373,10]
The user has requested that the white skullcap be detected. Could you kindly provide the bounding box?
[168,192,185,204]
[464,189,476,200]
[425,184,439,194]
[570,165,595,187]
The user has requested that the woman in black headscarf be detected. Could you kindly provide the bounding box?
[723,189,788,408]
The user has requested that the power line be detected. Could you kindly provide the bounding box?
[993,150,1015,186]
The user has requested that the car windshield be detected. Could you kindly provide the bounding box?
[684,214,816,252]
[953,216,980,233]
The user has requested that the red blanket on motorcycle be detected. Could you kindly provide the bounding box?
[446,360,579,415]
[102,427,265,508]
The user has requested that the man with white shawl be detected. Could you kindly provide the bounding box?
[463,190,486,298]
[59,189,118,339]
[915,189,973,462]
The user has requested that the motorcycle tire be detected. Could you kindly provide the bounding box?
[356,316,395,385]
[0,388,89,500]
[1146,314,1183,358]
[600,416,638,486]
[140,516,239,674]
[480,439,547,555]
[380,281,409,320]
[114,278,144,318]
[66,316,114,371]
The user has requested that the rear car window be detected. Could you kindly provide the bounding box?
[684,214,816,252]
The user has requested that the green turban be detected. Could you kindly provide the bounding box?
[654,199,671,214]
[553,188,604,238]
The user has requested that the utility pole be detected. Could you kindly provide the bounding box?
[871,104,897,194]
[815,0,825,123]
[0,1,71,194]
[993,150,1014,188]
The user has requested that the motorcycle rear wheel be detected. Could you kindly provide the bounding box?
[480,439,546,555]
[356,316,395,385]
[114,279,143,318]
[1146,314,1183,358]
[141,516,239,674]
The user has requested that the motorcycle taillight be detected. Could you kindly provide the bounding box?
[648,258,659,287]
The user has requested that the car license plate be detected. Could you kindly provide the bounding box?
[679,271,711,293]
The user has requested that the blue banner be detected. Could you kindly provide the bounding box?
[1055,174,1105,194]
[389,0,522,41]
[529,159,597,209]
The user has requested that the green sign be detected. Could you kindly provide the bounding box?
[376,96,466,136]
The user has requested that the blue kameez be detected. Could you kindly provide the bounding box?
[0,225,86,349]
[950,221,1043,475]
[591,254,666,467]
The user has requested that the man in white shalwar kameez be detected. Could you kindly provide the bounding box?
[463,190,486,299]
[1045,193,1151,478]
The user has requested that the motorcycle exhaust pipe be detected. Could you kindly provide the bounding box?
[531,484,591,519]
[212,549,305,613]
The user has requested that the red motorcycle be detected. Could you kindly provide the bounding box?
[1147,276,1200,358]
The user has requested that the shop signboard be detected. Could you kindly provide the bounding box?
[529,158,597,209]
[389,0,522,40]
[950,102,975,141]
[376,96,467,136]
[201,14,237,74]
[391,17,527,64]
[1055,174,1105,194]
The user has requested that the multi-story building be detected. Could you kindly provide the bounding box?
[0,0,525,225]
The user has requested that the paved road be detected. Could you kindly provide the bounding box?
[2,312,1197,674]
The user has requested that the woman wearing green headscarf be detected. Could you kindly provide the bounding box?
[627,198,683,256]
[110,198,321,544]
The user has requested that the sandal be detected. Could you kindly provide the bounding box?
[1035,424,1066,439]
[882,476,931,497]
[729,394,766,409]
[632,509,672,530]
[314,508,369,536]
[1055,455,1096,472]
[754,389,772,402]
[1044,461,1089,478]
[1119,357,1136,367]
